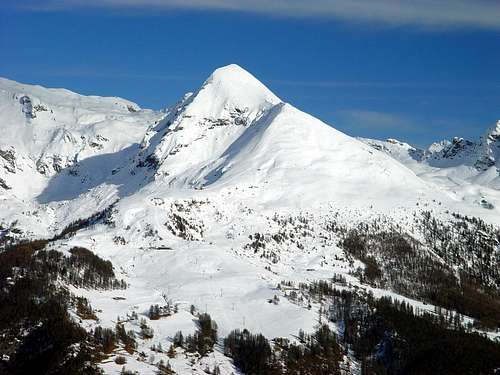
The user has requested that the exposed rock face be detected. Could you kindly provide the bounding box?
[19,95,34,119]
[0,177,10,190]
[0,147,16,173]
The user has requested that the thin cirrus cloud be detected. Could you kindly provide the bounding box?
[9,0,500,30]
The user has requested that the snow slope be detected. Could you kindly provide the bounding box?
[1,65,499,374]
[360,124,500,217]
[131,64,440,212]
[0,76,157,197]
[0,76,161,237]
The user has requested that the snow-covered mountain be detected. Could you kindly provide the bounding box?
[133,65,440,209]
[1,65,499,375]
[361,121,500,177]
[0,76,159,236]
[360,122,500,212]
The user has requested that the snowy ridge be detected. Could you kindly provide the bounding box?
[0,76,156,193]
[0,76,160,239]
[138,64,282,188]
[360,125,500,214]
[130,65,437,212]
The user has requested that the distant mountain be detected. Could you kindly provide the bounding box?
[1,66,499,375]
[360,122,500,210]
[361,121,500,173]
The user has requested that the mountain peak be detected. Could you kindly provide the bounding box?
[482,120,500,148]
[203,63,280,105]
[183,64,281,120]
[487,120,500,137]
[208,63,254,82]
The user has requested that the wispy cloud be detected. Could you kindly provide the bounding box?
[8,0,500,30]
[335,109,416,131]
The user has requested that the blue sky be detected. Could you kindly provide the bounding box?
[1,1,499,147]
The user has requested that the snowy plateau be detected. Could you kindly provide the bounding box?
[0,64,499,375]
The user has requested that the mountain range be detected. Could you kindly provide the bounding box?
[1,65,499,375]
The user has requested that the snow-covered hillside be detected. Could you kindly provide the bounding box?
[1,65,499,375]
[133,65,440,211]
[0,76,160,237]
[0,76,155,182]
